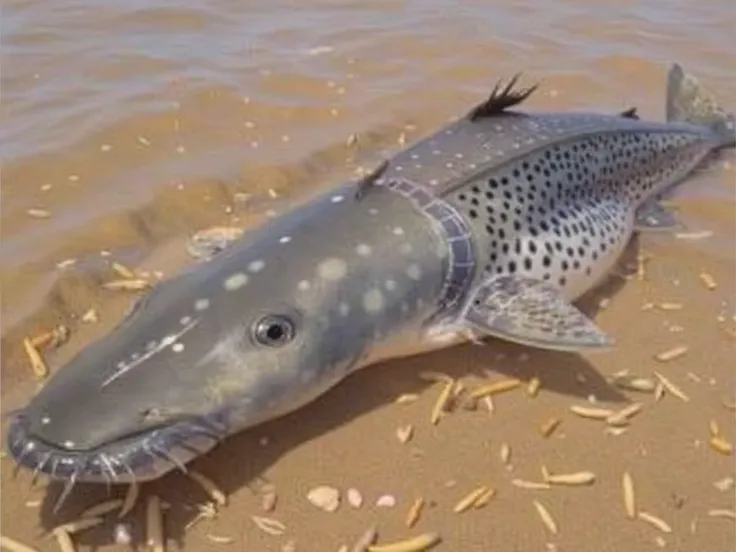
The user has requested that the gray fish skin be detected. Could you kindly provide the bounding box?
[6,64,734,487]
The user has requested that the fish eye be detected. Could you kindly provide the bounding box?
[253,314,296,347]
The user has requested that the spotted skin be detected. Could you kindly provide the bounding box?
[6,64,734,489]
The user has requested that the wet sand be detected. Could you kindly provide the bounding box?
[1,0,735,550]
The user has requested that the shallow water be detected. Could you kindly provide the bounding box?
[1,0,735,332]
[1,1,735,550]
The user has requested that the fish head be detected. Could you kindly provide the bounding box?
[7,185,440,484]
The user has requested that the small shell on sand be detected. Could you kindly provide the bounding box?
[307,486,341,512]
[375,494,397,508]
[347,488,363,509]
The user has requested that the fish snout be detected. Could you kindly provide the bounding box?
[5,411,224,483]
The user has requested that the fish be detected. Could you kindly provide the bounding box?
[5,64,734,502]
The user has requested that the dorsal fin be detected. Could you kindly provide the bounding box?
[619,107,639,119]
[467,73,539,122]
[354,159,389,200]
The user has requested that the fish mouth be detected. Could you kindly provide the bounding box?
[5,412,227,485]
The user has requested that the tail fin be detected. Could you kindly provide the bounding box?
[666,63,735,147]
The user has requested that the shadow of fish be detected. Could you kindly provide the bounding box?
[6,63,734,507]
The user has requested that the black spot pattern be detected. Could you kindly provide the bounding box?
[449,128,704,297]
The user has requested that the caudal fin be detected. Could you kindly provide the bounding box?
[666,63,735,147]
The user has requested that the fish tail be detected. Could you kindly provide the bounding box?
[666,63,735,147]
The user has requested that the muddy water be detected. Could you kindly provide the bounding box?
[1,0,735,551]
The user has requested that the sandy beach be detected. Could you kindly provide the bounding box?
[1,0,735,550]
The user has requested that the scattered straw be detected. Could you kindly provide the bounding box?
[368,533,441,552]
[469,379,521,399]
[405,498,425,528]
[545,471,596,486]
[527,377,541,397]
[569,405,614,420]
[103,279,150,291]
[654,345,688,362]
[653,371,690,402]
[51,529,75,552]
[540,417,562,438]
[453,486,490,513]
[699,272,717,290]
[638,512,672,533]
[532,500,558,535]
[111,262,137,279]
[430,379,455,425]
[708,509,736,520]
[473,488,496,509]
[623,472,636,519]
[511,479,550,490]
[22,338,48,379]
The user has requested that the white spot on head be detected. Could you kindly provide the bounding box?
[317,258,348,281]
[41,416,51,425]
[279,235,292,244]
[161,335,177,347]
[195,298,210,311]
[363,288,385,313]
[63,440,75,448]
[180,316,192,325]
[224,272,249,291]
[338,302,350,317]
[429,179,439,186]
[407,263,422,280]
[392,227,405,236]
[331,195,344,203]
[368,208,379,215]
[385,279,397,291]
[297,280,311,291]
[117,361,126,369]
[356,244,372,256]
[172,343,185,353]
[248,259,265,273]
[146,340,158,351]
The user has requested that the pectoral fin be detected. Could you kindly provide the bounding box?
[459,274,613,352]
[634,200,682,232]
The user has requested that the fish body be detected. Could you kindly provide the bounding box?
[6,64,734,493]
